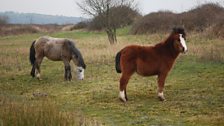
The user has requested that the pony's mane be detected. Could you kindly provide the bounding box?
[67,40,86,69]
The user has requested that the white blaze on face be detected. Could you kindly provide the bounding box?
[77,67,84,80]
[119,90,126,102]
[179,34,187,52]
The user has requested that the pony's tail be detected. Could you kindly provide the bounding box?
[115,51,122,73]
[29,40,36,65]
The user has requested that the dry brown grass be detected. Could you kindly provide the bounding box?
[0,47,29,75]
[188,34,224,62]
[0,95,101,126]
[0,24,63,36]
[206,20,224,39]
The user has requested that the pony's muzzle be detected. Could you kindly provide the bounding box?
[183,48,188,54]
[77,67,84,80]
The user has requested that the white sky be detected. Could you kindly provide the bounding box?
[0,0,223,17]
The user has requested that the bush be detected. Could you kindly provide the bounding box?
[181,3,224,31]
[131,3,224,37]
[131,11,178,34]
[74,21,89,29]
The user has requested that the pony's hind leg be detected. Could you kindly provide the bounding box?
[30,65,35,77]
[35,56,43,80]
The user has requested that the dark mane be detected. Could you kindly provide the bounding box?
[67,40,86,69]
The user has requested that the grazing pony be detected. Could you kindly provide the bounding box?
[115,28,187,102]
[29,36,86,81]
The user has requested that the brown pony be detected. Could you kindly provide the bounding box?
[115,28,187,102]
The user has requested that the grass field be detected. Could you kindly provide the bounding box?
[0,28,224,126]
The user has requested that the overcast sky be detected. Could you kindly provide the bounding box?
[0,0,223,17]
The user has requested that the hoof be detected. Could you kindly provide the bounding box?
[158,92,166,101]
[119,97,127,103]
[158,96,166,101]
[119,91,127,102]
[36,74,42,80]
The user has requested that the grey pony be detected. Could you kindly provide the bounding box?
[29,36,86,81]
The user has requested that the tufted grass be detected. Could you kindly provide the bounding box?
[0,29,224,126]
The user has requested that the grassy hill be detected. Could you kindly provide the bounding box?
[0,28,223,125]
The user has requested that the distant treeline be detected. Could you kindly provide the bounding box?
[0,11,85,24]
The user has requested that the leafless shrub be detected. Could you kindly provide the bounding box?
[74,21,89,29]
[131,3,224,38]
[131,11,177,34]
[181,3,224,32]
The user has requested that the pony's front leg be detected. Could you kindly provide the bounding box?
[67,65,72,81]
[157,73,168,101]
[64,66,68,80]
[63,60,72,81]
[64,65,72,81]
[119,74,131,102]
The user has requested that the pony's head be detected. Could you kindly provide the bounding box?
[77,66,85,80]
[171,27,188,53]
[68,40,86,80]
[72,55,86,80]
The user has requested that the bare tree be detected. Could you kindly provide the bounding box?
[77,0,137,44]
